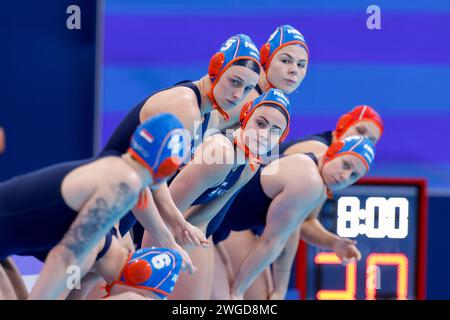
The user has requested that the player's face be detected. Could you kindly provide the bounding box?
[267,45,308,94]
[321,154,367,190]
[342,120,381,145]
[213,65,259,111]
[242,106,287,156]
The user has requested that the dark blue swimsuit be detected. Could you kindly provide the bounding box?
[198,84,264,237]
[279,131,333,154]
[197,160,246,239]
[103,81,205,235]
[211,152,319,244]
[101,80,203,157]
[209,132,332,242]
[0,153,119,261]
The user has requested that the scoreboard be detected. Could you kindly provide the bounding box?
[296,178,428,300]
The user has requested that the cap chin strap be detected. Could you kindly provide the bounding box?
[206,89,230,121]
[102,252,133,299]
[264,73,276,90]
[234,130,262,172]
[319,155,334,200]
[102,252,170,299]
[326,188,334,199]
[136,190,149,210]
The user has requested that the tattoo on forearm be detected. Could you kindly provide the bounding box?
[60,182,135,257]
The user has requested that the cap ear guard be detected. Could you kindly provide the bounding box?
[239,101,253,126]
[123,259,152,285]
[325,140,345,160]
[155,157,182,182]
[279,126,290,143]
[335,113,352,138]
[260,42,271,68]
[208,52,225,79]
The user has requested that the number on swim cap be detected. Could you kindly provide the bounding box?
[168,134,183,156]
[151,253,172,270]
[220,38,237,52]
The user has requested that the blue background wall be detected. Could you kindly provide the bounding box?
[100,0,450,189]
[1,0,99,291]
[0,0,98,181]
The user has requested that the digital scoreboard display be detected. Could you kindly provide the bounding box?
[296,178,428,300]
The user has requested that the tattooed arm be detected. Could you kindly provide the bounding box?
[28,182,139,300]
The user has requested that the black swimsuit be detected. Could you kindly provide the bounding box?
[211,153,319,244]
[106,81,203,235]
[0,153,119,261]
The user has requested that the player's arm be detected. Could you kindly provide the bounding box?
[299,203,339,248]
[29,179,140,300]
[169,135,233,212]
[131,188,197,273]
[184,181,241,231]
[269,228,300,300]
[183,164,255,230]
[150,184,208,248]
[268,204,325,299]
[230,180,322,298]
[301,204,361,263]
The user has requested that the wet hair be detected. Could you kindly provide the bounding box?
[259,102,289,124]
[231,59,261,75]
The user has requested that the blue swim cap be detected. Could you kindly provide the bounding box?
[106,247,183,299]
[239,88,291,143]
[325,136,376,171]
[208,34,261,121]
[260,25,309,72]
[128,113,190,184]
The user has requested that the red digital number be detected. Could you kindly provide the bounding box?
[315,252,357,300]
[314,252,409,300]
[365,253,408,300]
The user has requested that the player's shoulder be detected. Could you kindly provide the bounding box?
[282,155,323,198]
[163,85,199,108]
[280,153,318,174]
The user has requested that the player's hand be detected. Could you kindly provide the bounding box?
[173,222,209,249]
[169,242,198,275]
[332,238,362,265]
